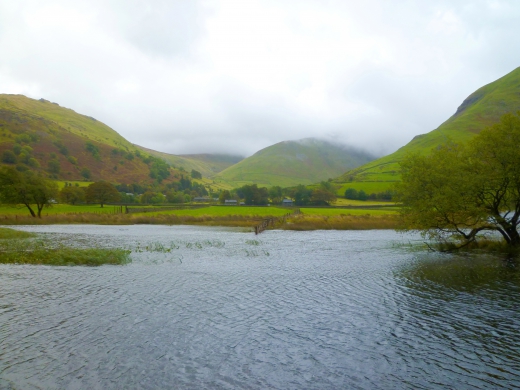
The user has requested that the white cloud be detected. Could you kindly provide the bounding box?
[0,0,519,157]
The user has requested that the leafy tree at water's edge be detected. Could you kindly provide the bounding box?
[396,112,520,247]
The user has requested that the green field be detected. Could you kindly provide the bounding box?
[135,206,292,218]
[0,204,120,216]
[333,198,395,206]
[56,180,93,189]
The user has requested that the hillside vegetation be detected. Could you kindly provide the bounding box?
[137,146,243,178]
[215,138,375,187]
[334,66,520,194]
[0,94,204,185]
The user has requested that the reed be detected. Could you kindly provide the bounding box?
[281,214,403,230]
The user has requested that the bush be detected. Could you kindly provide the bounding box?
[2,150,17,164]
[81,167,91,179]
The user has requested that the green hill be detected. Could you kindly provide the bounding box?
[0,94,179,184]
[334,66,520,194]
[136,146,243,178]
[214,138,375,187]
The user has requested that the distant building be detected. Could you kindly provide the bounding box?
[282,199,294,206]
[225,199,238,205]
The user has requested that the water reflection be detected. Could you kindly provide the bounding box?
[399,252,520,292]
[394,252,520,388]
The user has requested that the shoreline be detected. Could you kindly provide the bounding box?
[0,212,402,231]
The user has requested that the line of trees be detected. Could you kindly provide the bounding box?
[344,188,394,201]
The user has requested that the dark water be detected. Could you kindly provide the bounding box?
[0,225,519,389]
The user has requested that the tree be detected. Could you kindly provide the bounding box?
[268,186,283,204]
[149,158,170,182]
[2,150,17,164]
[81,167,91,180]
[190,169,202,179]
[0,167,58,217]
[291,185,312,206]
[311,189,336,205]
[396,112,520,247]
[47,159,61,174]
[219,190,231,204]
[86,181,120,207]
[344,188,358,200]
[238,184,269,205]
[59,186,85,205]
[358,189,368,201]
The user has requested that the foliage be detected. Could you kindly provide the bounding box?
[149,157,170,182]
[59,185,86,205]
[53,140,69,155]
[311,188,336,205]
[140,191,166,204]
[191,169,202,179]
[219,190,231,204]
[290,185,312,206]
[396,112,520,247]
[237,184,269,205]
[81,167,91,179]
[86,181,121,207]
[0,166,58,217]
[345,187,358,200]
[268,186,283,204]
[47,159,61,174]
[2,150,16,164]
[85,141,100,160]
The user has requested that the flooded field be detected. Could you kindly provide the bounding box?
[1,225,519,389]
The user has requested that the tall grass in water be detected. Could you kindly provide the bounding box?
[282,214,402,230]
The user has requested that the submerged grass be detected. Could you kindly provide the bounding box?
[0,228,131,266]
[0,227,36,239]
[0,247,131,266]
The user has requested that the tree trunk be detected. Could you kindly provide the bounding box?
[506,226,520,246]
[24,203,36,218]
[496,225,520,246]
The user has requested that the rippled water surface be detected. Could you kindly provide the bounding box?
[1,225,519,389]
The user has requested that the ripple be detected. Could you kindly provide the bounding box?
[0,226,519,389]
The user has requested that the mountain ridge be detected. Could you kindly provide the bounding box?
[333,66,520,193]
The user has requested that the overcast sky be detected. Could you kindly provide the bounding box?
[1,0,519,157]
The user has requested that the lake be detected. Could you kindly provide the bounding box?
[1,225,519,389]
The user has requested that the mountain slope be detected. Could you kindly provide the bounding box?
[214,138,375,187]
[334,66,520,193]
[0,94,177,183]
[136,146,243,178]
